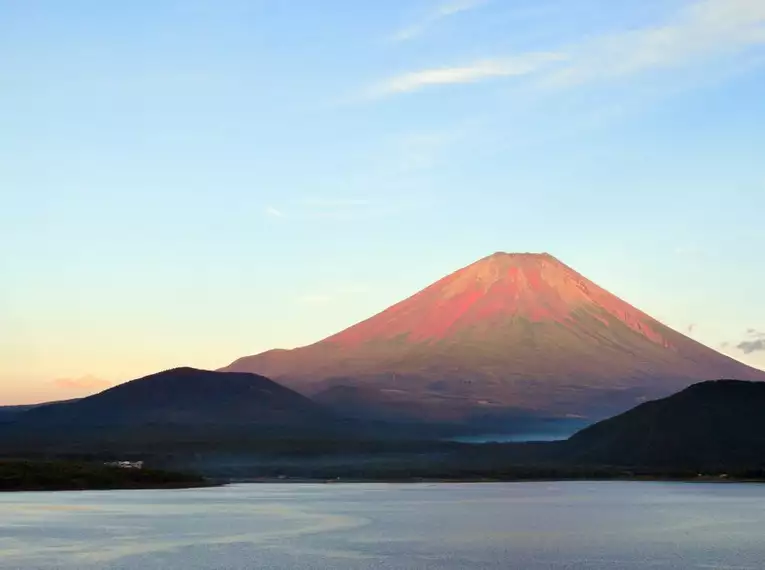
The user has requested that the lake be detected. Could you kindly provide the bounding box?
[2,481,764,569]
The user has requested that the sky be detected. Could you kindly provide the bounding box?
[2,0,765,404]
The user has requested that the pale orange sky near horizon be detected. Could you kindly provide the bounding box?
[4,0,765,405]
[3,262,765,406]
[3,340,764,406]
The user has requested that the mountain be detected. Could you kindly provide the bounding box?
[563,380,765,469]
[13,367,331,428]
[0,400,79,423]
[222,252,765,424]
[0,405,37,423]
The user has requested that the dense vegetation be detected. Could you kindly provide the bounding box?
[1,435,763,485]
[0,460,210,491]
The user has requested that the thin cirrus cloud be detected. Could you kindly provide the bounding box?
[372,0,765,97]
[265,206,284,218]
[389,0,488,43]
[542,0,765,87]
[370,53,567,97]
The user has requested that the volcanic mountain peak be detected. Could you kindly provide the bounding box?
[443,251,557,295]
[488,251,554,260]
[322,250,667,347]
[222,251,765,423]
[431,250,580,300]
[472,251,557,269]
[486,251,554,261]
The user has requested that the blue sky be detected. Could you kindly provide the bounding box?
[2,0,765,403]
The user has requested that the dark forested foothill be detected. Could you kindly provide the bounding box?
[563,379,765,469]
[2,379,765,484]
[0,460,211,492]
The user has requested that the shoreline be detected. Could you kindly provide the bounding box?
[0,481,221,493]
[0,459,216,493]
[224,475,765,485]
[5,476,765,492]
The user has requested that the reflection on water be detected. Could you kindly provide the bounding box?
[2,482,765,569]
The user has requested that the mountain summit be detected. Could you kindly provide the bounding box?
[322,252,671,348]
[222,253,765,423]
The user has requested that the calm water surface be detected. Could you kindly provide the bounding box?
[1,481,764,569]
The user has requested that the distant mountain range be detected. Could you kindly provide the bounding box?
[222,252,765,423]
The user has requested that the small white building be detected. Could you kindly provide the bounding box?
[105,460,144,469]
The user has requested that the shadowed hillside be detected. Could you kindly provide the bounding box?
[14,367,332,428]
[0,405,36,423]
[564,380,765,469]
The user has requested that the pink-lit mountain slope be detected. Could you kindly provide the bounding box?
[221,253,765,422]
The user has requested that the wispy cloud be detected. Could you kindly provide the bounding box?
[372,0,765,97]
[739,339,765,354]
[52,375,111,391]
[370,53,567,97]
[390,0,488,42]
[543,0,765,87]
[736,329,765,354]
[265,206,284,218]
